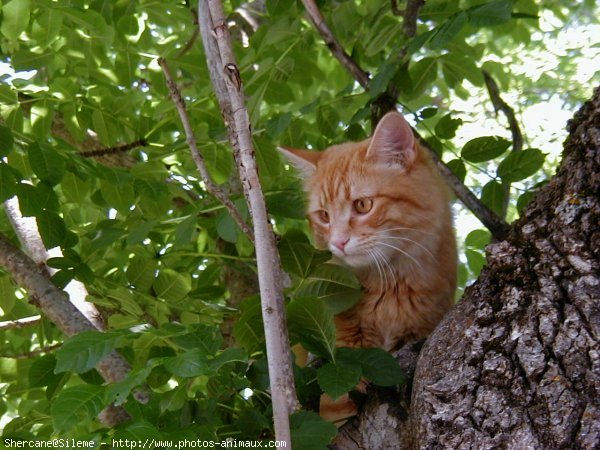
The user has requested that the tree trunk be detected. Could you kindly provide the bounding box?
[333,87,600,449]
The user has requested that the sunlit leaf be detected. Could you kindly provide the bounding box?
[1,0,31,40]
[497,148,545,182]
[461,136,511,162]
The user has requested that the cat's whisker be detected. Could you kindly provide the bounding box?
[367,248,389,292]
[373,246,397,290]
[377,241,425,271]
[376,235,436,261]
[374,227,435,237]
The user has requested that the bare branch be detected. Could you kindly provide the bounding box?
[0,315,42,331]
[158,57,255,243]
[199,1,299,445]
[390,0,404,16]
[403,0,425,37]
[483,70,524,219]
[301,0,371,89]
[4,343,61,359]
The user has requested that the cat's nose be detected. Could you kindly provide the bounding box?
[332,238,350,252]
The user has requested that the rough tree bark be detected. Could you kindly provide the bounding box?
[332,87,600,449]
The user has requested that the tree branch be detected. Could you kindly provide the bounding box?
[158,57,255,243]
[0,233,148,426]
[483,70,524,218]
[403,0,425,38]
[0,315,42,331]
[199,0,299,445]
[4,197,105,331]
[300,1,510,241]
[300,0,370,89]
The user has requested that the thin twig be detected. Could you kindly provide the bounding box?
[301,0,371,89]
[0,315,42,330]
[79,138,148,158]
[4,343,62,359]
[403,0,425,37]
[199,1,299,445]
[157,57,254,243]
[483,70,524,218]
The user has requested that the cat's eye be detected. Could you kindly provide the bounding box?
[317,210,330,223]
[353,198,373,214]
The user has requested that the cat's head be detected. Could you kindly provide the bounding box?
[279,111,450,274]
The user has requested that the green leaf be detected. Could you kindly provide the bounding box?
[279,230,329,278]
[287,297,337,362]
[114,421,163,443]
[295,263,361,314]
[0,125,15,157]
[465,229,491,249]
[28,142,66,185]
[317,362,361,400]
[266,189,307,219]
[17,182,59,217]
[481,180,505,217]
[100,179,135,214]
[446,158,466,183]
[233,296,265,353]
[430,11,468,49]
[36,211,74,249]
[126,256,157,292]
[461,136,511,162]
[164,349,208,377]
[435,113,463,139]
[30,100,53,140]
[203,143,233,185]
[337,348,405,386]
[55,331,127,374]
[267,0,295,16]
[1,0,31,40]
[106,366,152,406]
[171,324,223,354]
[408,57,438,99]
[153,269,191,302]
[29,355,65,394]
[0,276,16,315]
[466,249,487,275]
[468,0,513,27]
[0,163,18,202]
[31,9,63,47]
[441,53,484,87]
[497,148,545,182]
[290,411,337,450]
[208,347,248,372]
[51,385,106,433]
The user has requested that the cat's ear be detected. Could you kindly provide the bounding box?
[277,146,321,178]
[366,111,416,168]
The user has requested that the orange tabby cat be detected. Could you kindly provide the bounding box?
[280,111,457,420]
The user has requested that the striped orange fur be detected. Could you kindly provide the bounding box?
[280,111,457,420]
